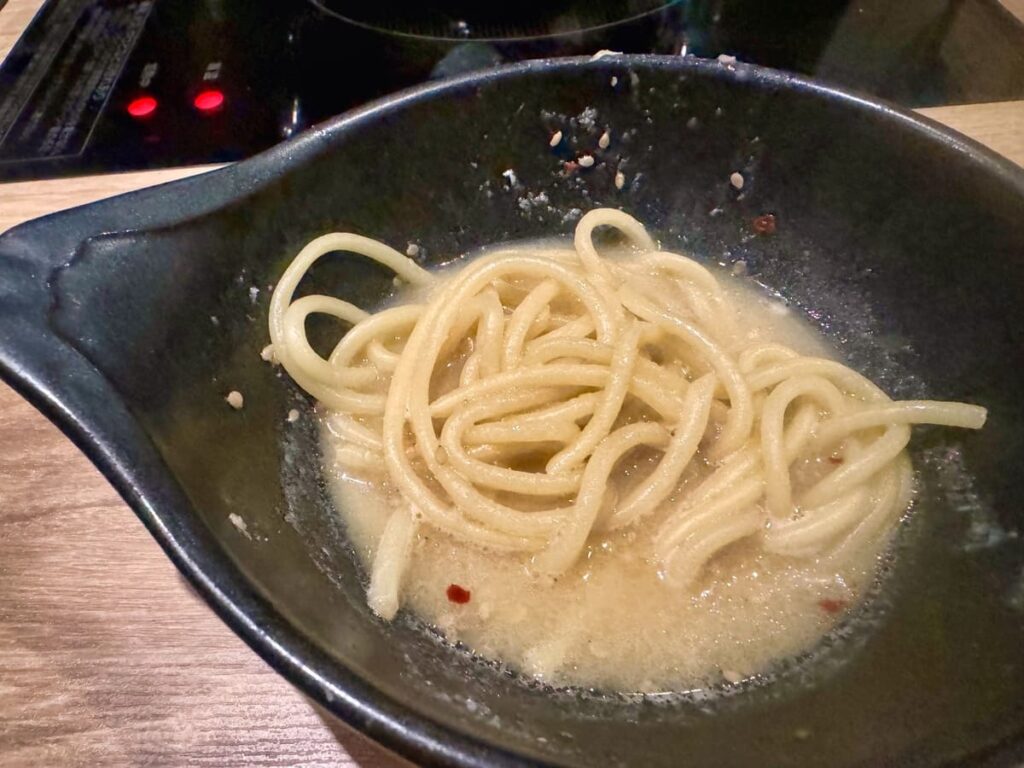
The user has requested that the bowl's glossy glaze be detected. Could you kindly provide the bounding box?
[1,57,1022,767]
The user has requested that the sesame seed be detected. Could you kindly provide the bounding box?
[578,154,595,168]
[730,171,745,189]
[226,390,244,409]
[549,130,563,147]
[598,130,611,149]
[614,171,626,189]
[406,243,420,257]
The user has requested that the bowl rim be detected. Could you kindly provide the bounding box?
[0,54,1022,768]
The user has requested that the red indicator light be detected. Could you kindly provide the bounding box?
[127,96,157,118]
[193,89,224,112]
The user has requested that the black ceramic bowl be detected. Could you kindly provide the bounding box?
[1,57,1023,767]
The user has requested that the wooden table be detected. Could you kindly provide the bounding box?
[0,0,1022,765]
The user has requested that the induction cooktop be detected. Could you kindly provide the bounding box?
[0,0,1021,181]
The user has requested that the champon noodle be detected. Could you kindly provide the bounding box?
[267,209,985,690]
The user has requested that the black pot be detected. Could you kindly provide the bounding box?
[1,56,1022,767]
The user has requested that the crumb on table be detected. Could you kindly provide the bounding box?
[226,391,244,410]
[229,513,250,537]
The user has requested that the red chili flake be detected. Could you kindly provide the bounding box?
[563,160,578,173]
[446,584,471,604]
[828,455,844,465]
[752,213,777,235]
[818,598,847,614]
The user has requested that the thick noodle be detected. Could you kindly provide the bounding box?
[268,209,986,619]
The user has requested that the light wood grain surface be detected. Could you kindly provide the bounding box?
[0,393,407,768]
[0,0,38,62]
[1,0,1022,765]
[916,101,1024,165]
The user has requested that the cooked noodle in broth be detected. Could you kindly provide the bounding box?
[268,209,985,689]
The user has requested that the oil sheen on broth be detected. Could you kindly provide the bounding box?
[320,244,882,692]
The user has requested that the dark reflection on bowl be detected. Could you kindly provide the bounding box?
[0,57,1022,767]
